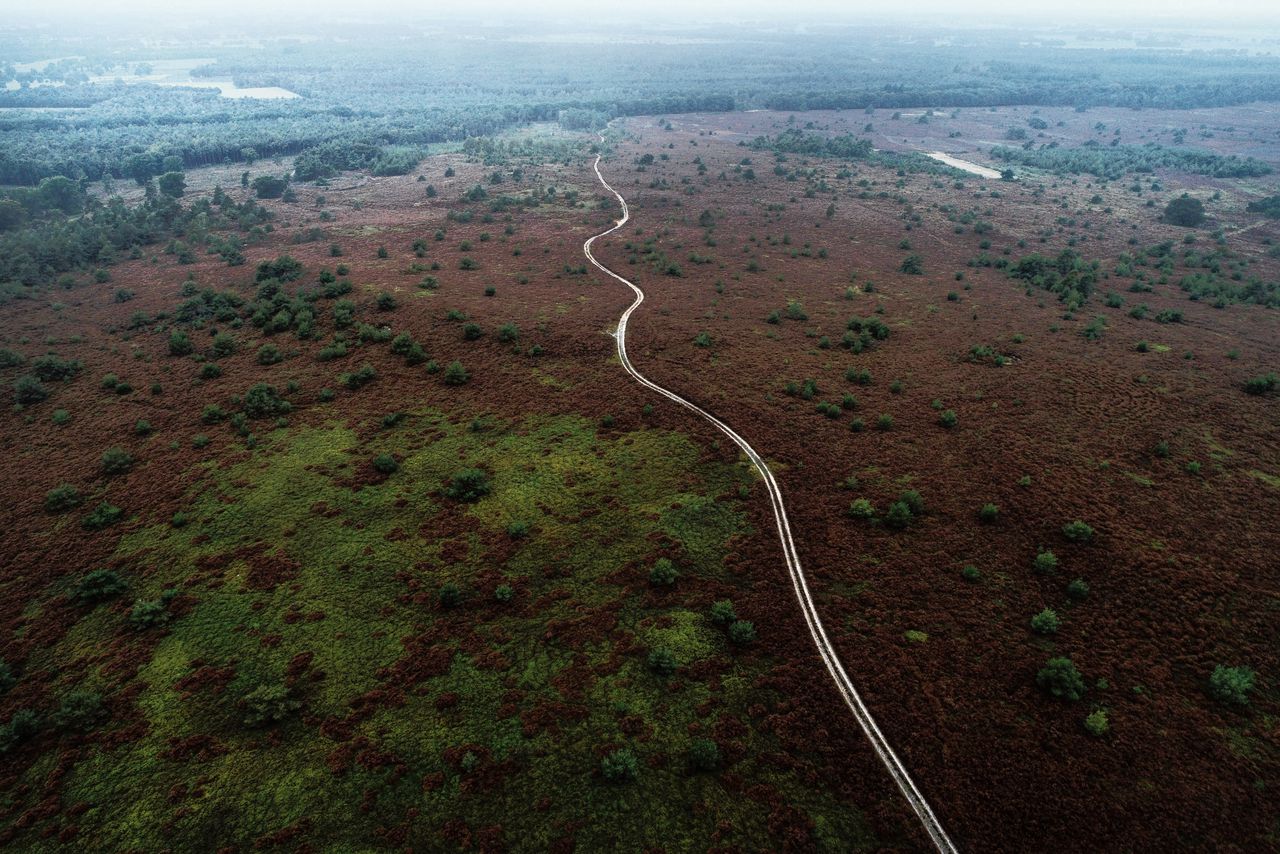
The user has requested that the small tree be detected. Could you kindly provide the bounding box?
[728,620,756,645]
[100,448,135,476]
[44,484,81,513]
[1083,710,1109,737]
[438,583,462,609]
[1036,657,1085,701]
[372,454,398,475]
[1034,550,1059,574]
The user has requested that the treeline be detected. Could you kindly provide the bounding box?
[989,143,1273,180]
[5,23,1280,187]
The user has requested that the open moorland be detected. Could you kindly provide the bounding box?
[2,88,1280,852]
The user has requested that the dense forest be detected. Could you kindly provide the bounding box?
[4,20,1280,185]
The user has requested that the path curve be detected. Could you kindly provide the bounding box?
[584,135,958,854]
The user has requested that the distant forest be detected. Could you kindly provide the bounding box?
[3,21,1280,185]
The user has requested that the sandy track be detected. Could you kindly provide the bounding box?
[584,135,958,854]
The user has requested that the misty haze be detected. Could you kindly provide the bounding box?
[1,3,1278,852]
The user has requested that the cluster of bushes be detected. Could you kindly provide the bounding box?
[848,490,924,530]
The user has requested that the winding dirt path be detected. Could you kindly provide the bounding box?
[584,136,959,854]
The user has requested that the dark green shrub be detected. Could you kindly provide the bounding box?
[688,738,720,772]
[443,361,469,386]
[647,647,678,676]
[979,503,999,523]
[438,583,462,609]
[376,292,397,311]
[649,558,679,586]
[0,708,40,754]
[134,419,152,436]
[256,344,283,365]
[31,354,81,382]
[1209,665,1256,706]
[1030,608,1060,634]
[938,409,958,428]
[338,364,377,390]
[497,323,520,343]
[372,454,398,475]
[876,413,894,431]
[494,584,515,602]
[1243,373,1278,395]
[0,659,14,693]
[601,748,638,783]
[728,620,756,645]
[168,330,194,356]
[242,683,301,727]
[199,363,222,380]
[54,690,105,732]
[961,565,981,582]
[44,484,81,513]
[884,501,913,529]
[82,502,123,530]
[1067,578,1090,600]
[243,383,291,418]
[710,600,737,625]
[900,490,924,515]
[75,568,126,602]
[462,322,483,341]
[1037,657,1085,701]
[445,468,490,502]
[1062,520,1095,543]
[14,374,48,404]
[101,447,135,476]
[129,597,171,630]
[211,333,237,358]
[1034,550,1059,574]
[849,418,865,432]
[52,409,70,425]
[1154,441,1170,458]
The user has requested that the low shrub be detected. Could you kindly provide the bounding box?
[372,454,398,475]
[1037,657,1085,701]
[242,683,301,727]
[76,568,126,603]
[1209,665,1256,706]
[445,468,490,502]
[1062,520,1095,543]
[647,647,678,676]
[1030,608,1060,634]
[601,748,639,783]
[649,558,679,586]
[44,484,81,513]
[100,447,135,476]
[1034,550,1059,574]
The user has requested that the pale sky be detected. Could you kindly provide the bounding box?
[7,0,1280,25]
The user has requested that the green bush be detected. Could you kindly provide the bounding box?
[978,503,999,523]
[14,374,49,404]
[242,683,301,727]
[243,383,291,418]
[494,584,515,603]
[884,501,913,529]
[1209,665,1256,706]
[649,558,679,586]
[82,502,123,530]
[44,484,81,513]
[199,363,222,380]
[1030,608,1061,634]
[1067,578,1090,600]
[462,322,483,341]
[876,413,893,431]
[211,333,237,358]
[601,748,639,783]
[961,565,981,582]
[938,409,958,428]
[1243,373,1277,395]
[0,659,14,693]
[256,344,283,365]
[31,354,81,382]
[135,419,152,436]
[1037,657,1085,701]
[848,498,875,519]
[445,468,490,502]
[376,292,397,311]
[506,520,529,539]
[1062,520,1095,542]
[1034,550,1059,574]
[129,597,171,630]
[338,364,377,390]
[168,330,194,356]
[497,323,520,343]
[75,568,127,602]
[709,600,737,625]
[443,361,470,386]
[647,647,678,675]
[372,454,399,475]
[687,738,720,772]
[53,690,105,732]
[900,490,924,515]
[1083,710,1110,737]
[101,447,135,476]
[438,583,462,609]
[728,620,756,645]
